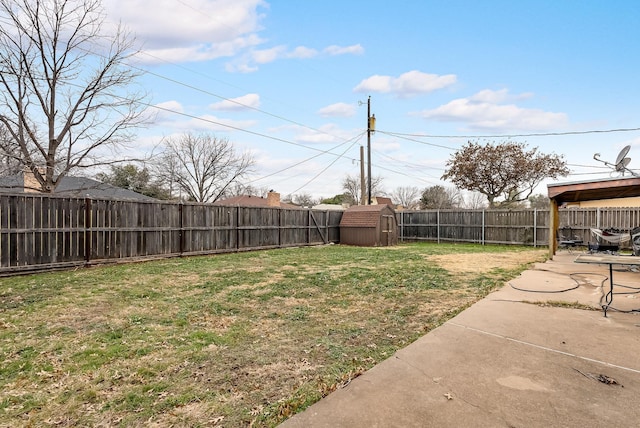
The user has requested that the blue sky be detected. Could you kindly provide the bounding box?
[102,0,640,202]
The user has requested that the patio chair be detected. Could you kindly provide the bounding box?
[631,226,640,256]
[557,226,583,251]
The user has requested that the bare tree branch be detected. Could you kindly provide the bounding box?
[342,174,384,206]
[0,0,147,192]
[391,186,421,209]
[156,133,255,203]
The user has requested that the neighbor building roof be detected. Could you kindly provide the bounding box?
[213,195,299,209]
[0,174,156,201]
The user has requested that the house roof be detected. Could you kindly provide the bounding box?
[547,176,640,204]
[0,175,156,201]
[339,204,394,227]
[213,195,299,208]
[373,196,394,207]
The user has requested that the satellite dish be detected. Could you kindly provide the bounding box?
[593,145,636,176]
[615,157,631,171]
[615,145,631,166]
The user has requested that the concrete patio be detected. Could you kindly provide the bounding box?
[280,252,640,428]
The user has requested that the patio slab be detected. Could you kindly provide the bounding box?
[280,253,640,428]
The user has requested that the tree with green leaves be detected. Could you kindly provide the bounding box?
[320,193,351,205]
[442,141,569,208]
[95,164,168,199]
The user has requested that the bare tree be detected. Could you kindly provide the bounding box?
[342,174,384,205]
[283,193,316,207]
[0,0,146,192]
[391,186,421,209]
[0,124,23,176]
[461,191,488,209]
[420,185,462,209]
[158,133,255,203]
[223,183,269,198]
[528,193,550,209]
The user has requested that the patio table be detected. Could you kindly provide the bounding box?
[574,254,640,317]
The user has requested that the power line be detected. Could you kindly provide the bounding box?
[376,130,457,150]
[289,134,364,194]
[247,132,365,185]
[380,127,640,139]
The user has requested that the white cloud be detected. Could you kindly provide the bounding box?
[270,124,357,145]
[134,35,264,65]
[318,103,357,118]
[419,89,569,131]
[251,46,287,64]
[103,0,267,63]
[324,44,364,56]
[354,75,393,93]
[226,44,361,73]
[354,70,457,98]
[151,106,257,132]
[182,114,257,132]
[210,93,261,111]
[156,100,183,112]
[469,89,534,104]
[149,100,184,123]
[289,46,319,59]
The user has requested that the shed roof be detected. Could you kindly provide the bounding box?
[340,205,393,227]
[547,176,640,204]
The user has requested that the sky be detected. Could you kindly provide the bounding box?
[100,0,640,202]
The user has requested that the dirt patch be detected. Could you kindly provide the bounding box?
[427,250,547,275]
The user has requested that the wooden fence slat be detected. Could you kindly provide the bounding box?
[4,193,640,275]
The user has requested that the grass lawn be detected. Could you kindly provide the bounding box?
[0,242,547,427]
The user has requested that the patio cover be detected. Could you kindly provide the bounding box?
[547,176,640,256]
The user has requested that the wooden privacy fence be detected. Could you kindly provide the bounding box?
[4,193,640,275]
[0,194,342,274]
[398,207,640,247]
[554,207,640,245]
[398,209,549,246]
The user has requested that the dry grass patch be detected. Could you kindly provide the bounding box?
[428,250,548,275]
[0,243,547,427]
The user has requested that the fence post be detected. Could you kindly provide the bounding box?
[437,210,441,244]
[178,203,184,255]
[84,198,91,265]
[400,211,404,242]
[236,207,240,251]
[482,210,485,246]
[533,209,537,248]
[279,209,282,247]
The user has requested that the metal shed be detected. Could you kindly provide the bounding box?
[339,205,398,246]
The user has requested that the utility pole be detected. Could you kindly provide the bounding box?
[366,96,375,205]
[360,145,366,205]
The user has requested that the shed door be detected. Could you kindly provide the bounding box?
[382,215,394,246]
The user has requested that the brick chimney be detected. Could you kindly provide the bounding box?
[22,167,45,193]
[266,191,280,207]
